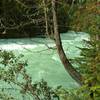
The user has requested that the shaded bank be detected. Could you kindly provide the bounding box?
[0,29,68,39]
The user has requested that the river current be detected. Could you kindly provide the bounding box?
[0,32,89,99]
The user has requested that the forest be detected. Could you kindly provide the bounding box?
[0,0,100,100]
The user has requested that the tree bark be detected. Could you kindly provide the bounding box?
[52,0,83,85]
[43,0,49,36]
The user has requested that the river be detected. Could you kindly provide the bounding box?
[0,32,89,99]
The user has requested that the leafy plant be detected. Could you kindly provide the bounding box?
[70,0,100,99]
[0,50,60,100]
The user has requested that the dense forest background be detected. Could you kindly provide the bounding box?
[0,0,71,38]
[1,0,98,38]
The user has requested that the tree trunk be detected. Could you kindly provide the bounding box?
[52,0,82,85]
[43,0,49,36]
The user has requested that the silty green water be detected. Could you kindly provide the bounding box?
[0,32,89,91]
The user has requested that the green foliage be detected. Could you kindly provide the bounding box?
[0,92,15,100]
[75,39,100,99]
[55,87,79,100]
[0,50,15,66]
[0,51,90,100]
[0,50,28,99]
[70,0,100,35]
[0,50,60,100]
[70,0,100,99]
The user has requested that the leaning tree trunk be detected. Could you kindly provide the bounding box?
[52,0,83,85]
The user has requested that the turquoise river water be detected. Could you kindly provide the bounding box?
[0,32,89,99]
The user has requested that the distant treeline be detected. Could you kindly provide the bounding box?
[0,0,86,38]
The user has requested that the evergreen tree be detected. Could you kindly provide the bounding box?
[71,0,100,99]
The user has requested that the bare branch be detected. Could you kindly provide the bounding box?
[15,0,35,8]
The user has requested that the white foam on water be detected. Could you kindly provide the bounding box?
[74,33,89,41]
[52,55,61,63]
[0,44,38,50]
